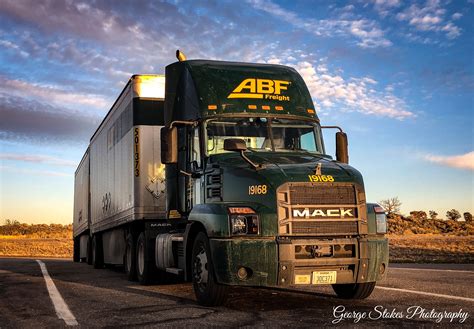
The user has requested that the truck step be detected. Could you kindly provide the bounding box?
[171,236,184,242]
[165,267,184,275]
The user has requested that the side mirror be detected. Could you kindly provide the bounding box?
[336,131,349,164]
[224,138,247,152]
[161,126,178,164]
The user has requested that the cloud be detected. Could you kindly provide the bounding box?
[294,61,414,120]
[373,0,401,17]
[0,94,100,143]
[396,0,461,39]
[0,76,110,111]
[424,151,474,170]
[0,165,71,177]
[0,153,76,167]
[247,0,392,48]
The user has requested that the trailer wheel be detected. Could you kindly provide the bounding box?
[92,234,104,269]
[73,237,80,262]
[191,232,228,306]
[124,233,137,281]
[86,236,92,265]
[136,232,152,285]
[332,282,376,299]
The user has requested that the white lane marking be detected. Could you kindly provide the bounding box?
[376,286,474,302]
[390,267,473,274]
[36,260,78,326]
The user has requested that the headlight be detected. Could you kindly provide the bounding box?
[229,207,260,235]
[374,206,387,234]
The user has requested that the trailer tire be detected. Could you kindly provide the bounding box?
[136,232,152,285]
[92,234,104,269]
[191,232,228,306]
[86,236,93,265]
[73,237,80,262]
[125,233,137,281]
[332,282,376,299]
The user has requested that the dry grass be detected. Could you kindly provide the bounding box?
[0,223,73,258]
[0,237,72,258]
[388,234,474,263]
[1,221,473,263]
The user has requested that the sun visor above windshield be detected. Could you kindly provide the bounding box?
[164,60,318,125]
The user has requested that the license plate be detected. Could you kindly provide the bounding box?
[312,271,337,284]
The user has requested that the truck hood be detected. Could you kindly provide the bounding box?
[209,152,364,190]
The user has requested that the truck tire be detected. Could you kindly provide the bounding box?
[332,282,376,299]
[136,232,152,285]
[92,234,104,269]
[191,232,228,306]
[73,237,80,262]
[124,233,137,281]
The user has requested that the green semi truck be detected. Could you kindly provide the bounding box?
[73,51,389,306]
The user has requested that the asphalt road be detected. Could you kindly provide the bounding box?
[0,258,472,328]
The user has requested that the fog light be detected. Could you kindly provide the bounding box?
[237,267,248,280]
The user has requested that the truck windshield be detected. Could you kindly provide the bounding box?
[205,117,324,155]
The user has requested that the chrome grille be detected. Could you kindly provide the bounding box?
[277,182,362,236]
[289,185,356,205]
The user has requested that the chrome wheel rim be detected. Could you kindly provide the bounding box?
[193,244,208,291]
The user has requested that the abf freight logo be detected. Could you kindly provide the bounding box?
[228,78,291,101]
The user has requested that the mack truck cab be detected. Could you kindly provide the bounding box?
[73,51,389,307]
[158,52,389,305]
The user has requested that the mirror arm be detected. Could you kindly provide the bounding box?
[170,120,197,128]
[240,150,264,170]
[320,125,344,133]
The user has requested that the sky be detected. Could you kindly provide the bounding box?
[0,0,473,224]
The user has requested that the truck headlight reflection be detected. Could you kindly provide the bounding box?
[230,214,260,235]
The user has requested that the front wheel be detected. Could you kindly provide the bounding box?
[191,232,228,306]
[332,282,376,299]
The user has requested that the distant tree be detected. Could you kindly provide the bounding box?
[446,209,461,221]
[3,219,20,226]
[429,210,438,220]
[378,197,402,215]
[464,212,473,222]
[410,211,427,220]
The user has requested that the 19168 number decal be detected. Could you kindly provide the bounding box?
[249,185,267,195]
[308,175,334,182]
